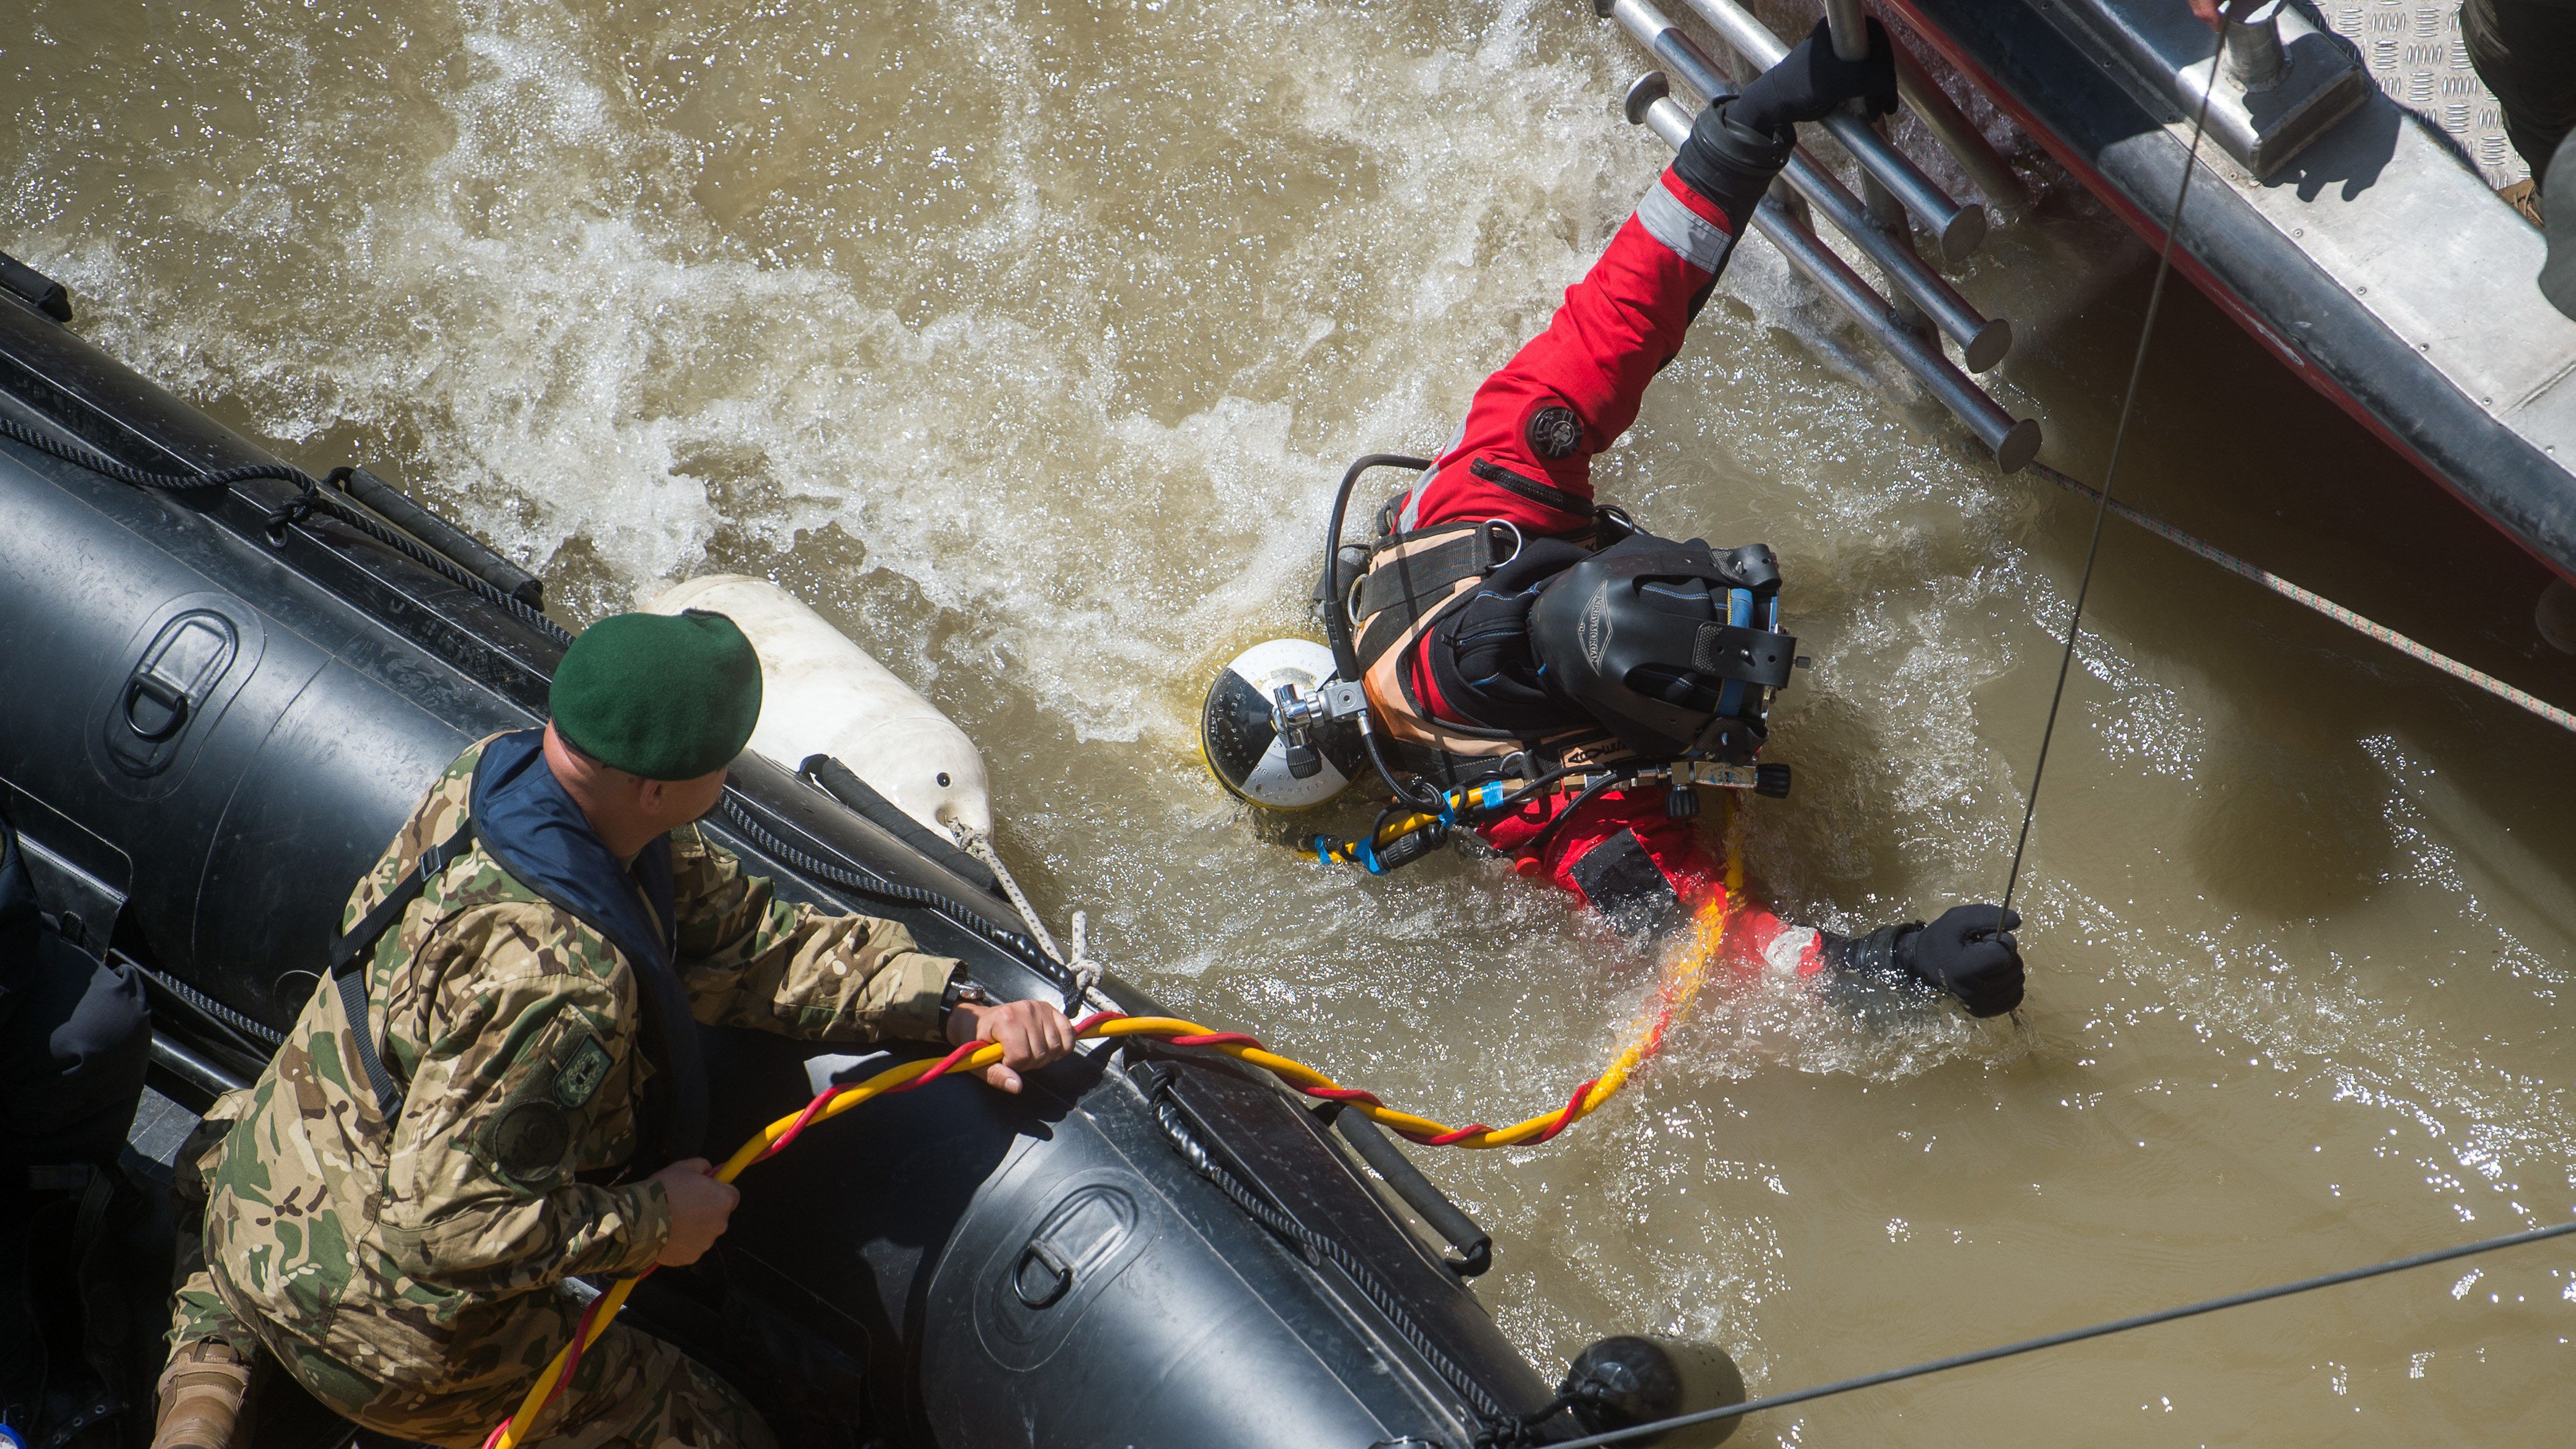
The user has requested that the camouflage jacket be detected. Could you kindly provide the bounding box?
[200,732,956,1394]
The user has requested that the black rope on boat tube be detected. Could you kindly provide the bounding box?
[2,405,1082,994]
[1141,1079,1531,1440]
[0,409,309,494]
[712,793,1079,997]
[133,956,286,1052]
[1542,1215,2576,1448]
[0,410,572,645]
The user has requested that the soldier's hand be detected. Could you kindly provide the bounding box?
[945,998,1080,1094]
[650,1159,740,1266]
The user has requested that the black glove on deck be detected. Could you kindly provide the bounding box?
[1825,904,2024,1018]
[1730,17,1900,135]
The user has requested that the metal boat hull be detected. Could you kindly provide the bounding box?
[1887,0,2576,582]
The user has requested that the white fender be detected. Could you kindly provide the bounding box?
[644,575,992,837]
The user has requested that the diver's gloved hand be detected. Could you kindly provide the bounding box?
[1825,904,2024,1017]
[1899,904,2023,1017]
[1729,17,1900,134]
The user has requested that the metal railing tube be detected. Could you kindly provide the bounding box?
[1671,0,1987,262]
[1789,147,2012,371]
[1823,0,1872,61]
[1638,91,2040,472]
[1604,3,2009,370]
[1608,0,1735,110]
[1893,44,2027,214]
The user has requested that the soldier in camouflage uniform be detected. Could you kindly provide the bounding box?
[152,611,1078,1449]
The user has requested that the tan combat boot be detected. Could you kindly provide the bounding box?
[150,1340,252,1449]
[2501,178,2545,228]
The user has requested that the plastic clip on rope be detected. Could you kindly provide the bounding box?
[485,896,1739,1446]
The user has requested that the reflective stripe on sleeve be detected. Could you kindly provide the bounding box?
[1636,180,1734,274]
[1763,924,1821,977]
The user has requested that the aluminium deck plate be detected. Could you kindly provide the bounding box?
[2321,0,2527,190]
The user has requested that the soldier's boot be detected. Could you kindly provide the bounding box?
[150,1340,251,1449]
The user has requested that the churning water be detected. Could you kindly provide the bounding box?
[11,0,2576,1440]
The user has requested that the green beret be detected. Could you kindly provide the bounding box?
[551,610,763,780]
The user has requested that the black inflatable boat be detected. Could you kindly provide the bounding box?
[0,265,1690,1448]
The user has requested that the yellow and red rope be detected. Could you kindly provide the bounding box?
[490,833,1743,1446]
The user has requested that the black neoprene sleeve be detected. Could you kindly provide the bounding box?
[1670,101,1796,233]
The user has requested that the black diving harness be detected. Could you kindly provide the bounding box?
[1300,454,1789,875]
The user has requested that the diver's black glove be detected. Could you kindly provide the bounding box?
[1900,904,2023,1017]
[1729,17,1900,135]
[1824,904,2024,1017]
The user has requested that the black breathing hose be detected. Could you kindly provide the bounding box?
[1361,716,1449,814]
[1319,453,1428,682]
[1516,766,1647,861]
[1320,454,1450,811]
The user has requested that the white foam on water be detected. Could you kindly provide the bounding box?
[14,0,2576,1428]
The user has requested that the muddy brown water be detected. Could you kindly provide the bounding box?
[10,1,2576,1442]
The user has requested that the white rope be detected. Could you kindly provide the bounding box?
[2009,452,2576,735]
[953,825,1107,1011]
[954,826,1061,961]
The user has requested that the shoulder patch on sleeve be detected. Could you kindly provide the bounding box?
[494,1100,573,1181]
[554,1034,613,1109]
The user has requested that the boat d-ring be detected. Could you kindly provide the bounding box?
[122,672,190,741]
[1012,1239,1073,1308]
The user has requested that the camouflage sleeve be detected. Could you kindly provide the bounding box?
[667,825,956,1044]
[378,907,670,1295]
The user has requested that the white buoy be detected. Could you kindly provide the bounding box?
[645,575,992,837]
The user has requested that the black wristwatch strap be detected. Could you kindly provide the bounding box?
[939,973,989,1028]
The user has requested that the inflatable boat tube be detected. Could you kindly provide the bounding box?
[0,279,1583,1448]
[648,574,992,838]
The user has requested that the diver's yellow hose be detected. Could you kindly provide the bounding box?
[491,813,1743,1446]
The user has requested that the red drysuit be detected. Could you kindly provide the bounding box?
[1393,162,1824,975]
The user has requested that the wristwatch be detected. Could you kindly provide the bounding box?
[939,973,990,1030]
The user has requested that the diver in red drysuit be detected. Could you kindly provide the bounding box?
[1380,20,2023,1014]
